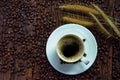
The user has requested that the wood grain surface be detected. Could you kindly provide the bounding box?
[0,0,120,80]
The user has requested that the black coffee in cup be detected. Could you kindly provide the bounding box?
[62,41,79,57]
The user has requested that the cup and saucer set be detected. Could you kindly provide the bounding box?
[46,24,97,75]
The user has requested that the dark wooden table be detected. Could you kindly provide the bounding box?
[0,0,120,80]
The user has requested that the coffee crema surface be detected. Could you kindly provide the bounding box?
[62,41,80,57]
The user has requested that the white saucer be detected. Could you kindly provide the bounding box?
[46,24,98,75]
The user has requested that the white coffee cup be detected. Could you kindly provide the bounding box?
[56,34,89,65]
